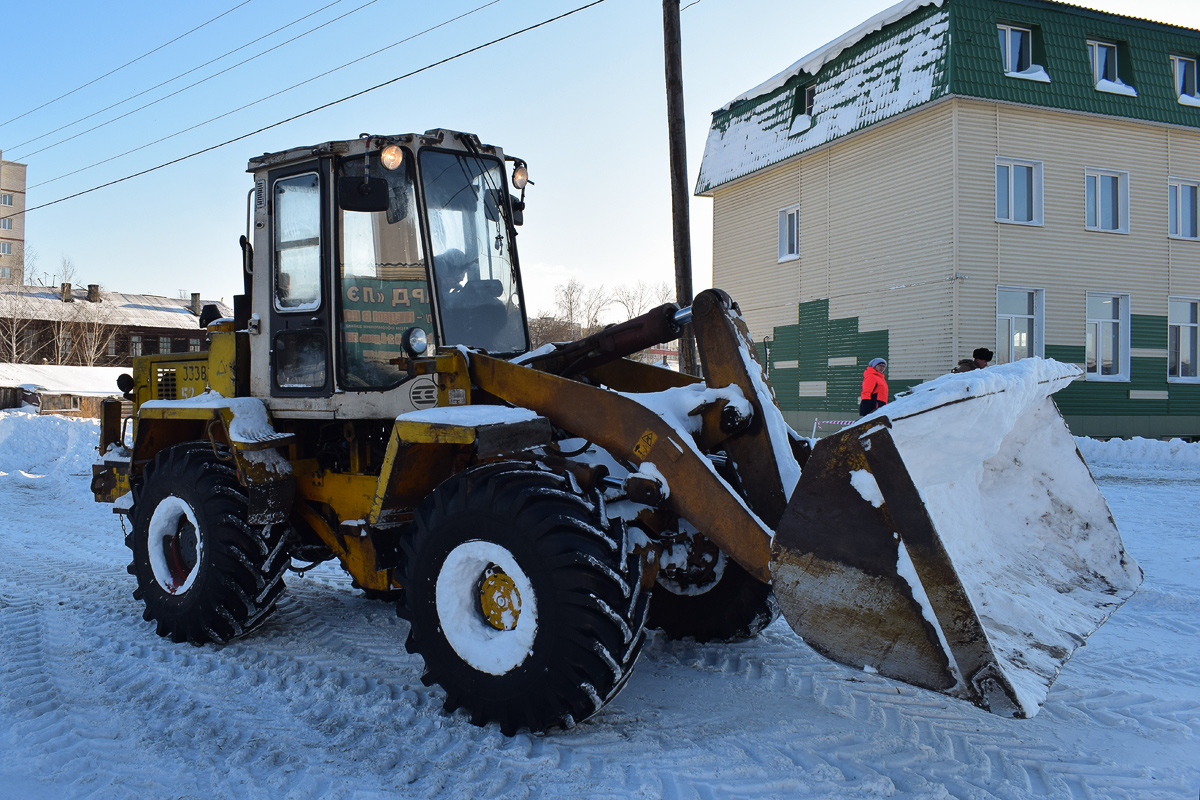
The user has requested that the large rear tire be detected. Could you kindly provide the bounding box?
[402,462,650,735]
[128,443,290,645]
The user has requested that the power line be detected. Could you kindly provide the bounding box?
[3,0,611,221]
[6,0,359,156]
[12,0,388,162]
[0,0,256,130]
[28,0,499,190]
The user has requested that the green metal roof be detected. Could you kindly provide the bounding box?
[697,0,1200,194]
[951,0,1200,126]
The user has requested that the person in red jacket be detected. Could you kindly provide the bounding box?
[859,357,888,416]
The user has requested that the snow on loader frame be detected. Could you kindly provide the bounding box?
[91,130,1141,734]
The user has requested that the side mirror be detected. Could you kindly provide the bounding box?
[509,194,524,226]
[337,176,390,213]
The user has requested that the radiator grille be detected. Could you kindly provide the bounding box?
[156,368,177,400]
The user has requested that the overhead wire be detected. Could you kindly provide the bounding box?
[0,0,256,129]
[6,0,361,155]
[2,0,611,221]
[27,0,500,191]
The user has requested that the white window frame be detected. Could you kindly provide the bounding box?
[996,286,1045,363]
[0,242,11,255]
[0,218,11,230]
[1085,291,1131,381]
[159,335,172,355]
[995,157,1044,225]
[1171,55,1199,104]
[1088,40,1118,83]
[130,335,142,358]
[1168,178,1199,240]
[1084,168,1130,233]
[777,205,800,262]
[0,194,11,206]
[1168,296,1199,383]
[189,337,202,353]
[0,266,9,280]
[998,24,1031,72]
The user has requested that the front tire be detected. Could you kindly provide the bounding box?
[128,443,290,644]
[403,462,650,735]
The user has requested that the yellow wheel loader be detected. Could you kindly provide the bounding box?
[92,130,1141,735]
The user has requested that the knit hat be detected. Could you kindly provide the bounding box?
[973,348,994,361]
[868,357,887,369]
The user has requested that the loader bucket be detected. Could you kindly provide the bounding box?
[771,359,1142,718]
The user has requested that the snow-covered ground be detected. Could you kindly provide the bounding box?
[0,410,1197,799]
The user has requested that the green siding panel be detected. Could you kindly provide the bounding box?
[1131,314,1167,350]
[767,298,888,414]
[1171,383,1200,414]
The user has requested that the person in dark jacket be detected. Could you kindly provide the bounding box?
[859,357,888,416]
[952,347,994,373]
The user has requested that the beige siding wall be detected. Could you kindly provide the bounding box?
[1168,130,1200,300]
[709,101,958,378]
[711,165,801,335]
[955,97,1200,351]
[814,101,956,377]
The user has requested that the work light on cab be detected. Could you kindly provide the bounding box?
[380,144,404,170]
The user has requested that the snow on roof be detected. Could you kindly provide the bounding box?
[697,3,948,193]
[0,363,127,396]
[0,286,231,330]
[719,0,944,113]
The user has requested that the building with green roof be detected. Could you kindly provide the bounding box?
[697,0,1200,438]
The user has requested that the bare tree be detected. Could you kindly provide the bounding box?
[527,315,580,349]
[553,279,585,330]
[52,255,78,289]
[0,284,38,363]
[71,293,118,366]
[612,280,675,320]
[578,284,611,334]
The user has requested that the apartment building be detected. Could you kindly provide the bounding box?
[697,0,1200,438]
[0,151,26,285]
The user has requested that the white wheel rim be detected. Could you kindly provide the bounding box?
[659,548,728,597]
[436,540,538,675]
[147,496,203,594]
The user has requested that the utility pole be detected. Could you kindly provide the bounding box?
[663,0,698,376]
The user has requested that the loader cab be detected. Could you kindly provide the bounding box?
[245,131,530,416]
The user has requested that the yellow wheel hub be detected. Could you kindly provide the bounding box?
[479,564,522,631]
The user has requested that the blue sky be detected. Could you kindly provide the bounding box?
[2,0,1198,317]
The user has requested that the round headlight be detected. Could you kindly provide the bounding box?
[402,327,428,357]
[380,145,404,170]
[511,164,529,190]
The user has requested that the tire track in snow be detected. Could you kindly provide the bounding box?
[3,426,1198,799]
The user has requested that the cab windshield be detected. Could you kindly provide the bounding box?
[336,150,429,389]
[420,149,527,353]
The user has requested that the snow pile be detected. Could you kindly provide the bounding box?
[878,359,1142,715]
[399,405,540,426]
[0,410,100,485]
[1076,435,1200,469]
[0,363,127,396]
[141,391,281,444]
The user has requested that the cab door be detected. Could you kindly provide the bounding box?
[268,164,333,397]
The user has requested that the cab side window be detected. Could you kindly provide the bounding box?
[274,174,322,312]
